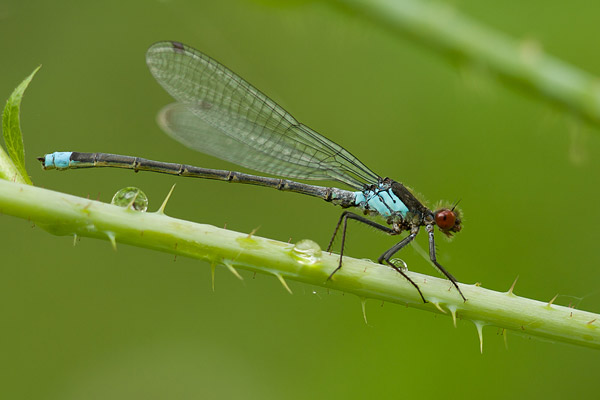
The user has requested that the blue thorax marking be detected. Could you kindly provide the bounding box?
[45,152,75,169]
[353,184,409,217]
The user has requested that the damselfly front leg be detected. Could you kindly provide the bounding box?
[376,223,466,302]
[425,224,467,301]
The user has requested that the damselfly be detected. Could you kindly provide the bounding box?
[39,41,466,302]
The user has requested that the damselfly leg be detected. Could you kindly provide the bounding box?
[326,211,427,303]
[377,223,466,302]
[424,225,466,301]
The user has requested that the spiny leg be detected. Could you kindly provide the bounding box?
[377,227,427,303]
[326,211,395,281]
[377,227,419,263]
[383,259,427,303]
[426,224,467,302]
[326,212,347,253]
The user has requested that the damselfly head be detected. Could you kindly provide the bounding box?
[434,206,462,237]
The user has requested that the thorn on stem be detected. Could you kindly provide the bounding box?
[247,226,260,238]
[360,297,368,325]
[157,184,176,215]
[447,305,458,328]
[431,301,447,314]
[546,293,559,308]
[473,321,485,354]
[105,232,117,251]
[224,262,243,281]
[507,275,519,295]
[274,273,293,295]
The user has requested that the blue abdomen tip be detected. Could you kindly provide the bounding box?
[46,152,73,169]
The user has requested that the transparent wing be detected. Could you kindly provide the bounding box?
[146,41,381,189]
[157,103,347,182]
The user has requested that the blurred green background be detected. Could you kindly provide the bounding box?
[1,0,599,398]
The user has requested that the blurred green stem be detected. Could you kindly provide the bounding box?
[338,0,600,126]
[1,178,598,350]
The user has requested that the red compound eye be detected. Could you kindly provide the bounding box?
[435,209,456,230]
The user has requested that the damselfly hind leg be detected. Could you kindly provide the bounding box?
[327,211,378,280]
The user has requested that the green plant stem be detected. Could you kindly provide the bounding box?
[338,0,600,126]
[1,178,598,350]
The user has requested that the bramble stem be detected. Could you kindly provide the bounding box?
[1,179,598,350]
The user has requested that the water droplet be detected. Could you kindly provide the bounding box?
[389,258,408,272]
[111,187,148,212]
[291,239,322,265]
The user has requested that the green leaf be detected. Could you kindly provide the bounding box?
[1,66,40,185]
